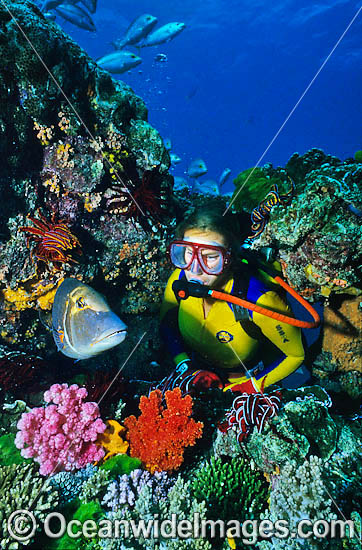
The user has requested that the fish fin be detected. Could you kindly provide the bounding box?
[52,324,65,350]
[38,309,53,331]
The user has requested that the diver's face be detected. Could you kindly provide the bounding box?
[182,229,227,287]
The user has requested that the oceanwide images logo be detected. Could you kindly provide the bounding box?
[6,510,357,545]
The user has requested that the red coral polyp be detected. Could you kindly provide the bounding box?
[124,388,203,473]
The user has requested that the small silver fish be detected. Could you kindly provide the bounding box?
[139,22,186,47]
[192,179,220,196]
[164,138,172,151]
[187,158,207,178]
[52,278,127,360]
[54,3,96,31]
[97,50,142,74]
[113,14,158,50]
[170,153,181,165]
[219,168,231,187]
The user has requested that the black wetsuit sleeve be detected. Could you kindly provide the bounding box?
[159,307,188,361]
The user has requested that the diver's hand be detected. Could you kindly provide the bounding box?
[223,378,259,394]
[157,360,223,395]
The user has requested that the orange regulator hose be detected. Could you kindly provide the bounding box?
[210,275,320,329]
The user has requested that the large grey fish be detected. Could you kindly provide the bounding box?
[97,50,142,74]
[187,158,207,178]
[52,278,127,360]
[139,22,186,47]
[54,3,96,31]
[112,14,158,50]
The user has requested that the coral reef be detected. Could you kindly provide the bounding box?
[15,383,106,474]
[19,211,82,269]
[219,389,282,443]
[231,167,288,213]
[0,463,59,548]
[51,500,106,550]
[257,455,337,550]
[0,400,30,436]
[216,387,337,470]
[79,467,111,502]
[251,150,362,300]
[0,0,177,353]
[101,474,212,550]
[98,454,141,477]
[50,464,97,507]
[124,388,203,473]
[102,468,175,513]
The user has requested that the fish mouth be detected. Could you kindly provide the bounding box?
[92,328,127,346]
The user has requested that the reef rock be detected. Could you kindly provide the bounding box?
[322,295,362,373]
[0,0,178,355]
[252,149,362,301]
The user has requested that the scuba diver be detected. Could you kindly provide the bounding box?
[158,206,320,395]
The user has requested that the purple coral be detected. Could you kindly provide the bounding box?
[15,383,106,475]
[102,469,174,513]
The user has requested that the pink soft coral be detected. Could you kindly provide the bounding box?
[15,383,106,475]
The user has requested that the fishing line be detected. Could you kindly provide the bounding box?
[225,4,362,215]
[96,331,147,407]
[0,0,146,217]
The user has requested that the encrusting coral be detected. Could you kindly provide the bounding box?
[124,388,203,473]
[15,383,106,474]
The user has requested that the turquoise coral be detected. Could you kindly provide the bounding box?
[257,455,337,550]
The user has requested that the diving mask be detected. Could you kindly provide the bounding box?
[169,240,231,275]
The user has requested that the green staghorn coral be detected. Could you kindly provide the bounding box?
[0,463,59,549]
[191,456,269,524]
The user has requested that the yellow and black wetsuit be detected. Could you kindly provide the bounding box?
[160,268,305,391]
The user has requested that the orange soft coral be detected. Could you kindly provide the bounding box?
[123,388,203,473]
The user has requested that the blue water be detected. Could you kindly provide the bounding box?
[62,0,361,193]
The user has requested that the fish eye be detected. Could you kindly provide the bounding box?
[76,297,86,309]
